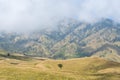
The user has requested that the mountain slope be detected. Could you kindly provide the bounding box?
[0,18,120,62]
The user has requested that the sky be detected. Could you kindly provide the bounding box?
[0,0,120,32]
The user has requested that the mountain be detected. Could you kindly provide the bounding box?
[0,18,120,62]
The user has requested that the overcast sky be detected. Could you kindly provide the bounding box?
[0,0,120,32]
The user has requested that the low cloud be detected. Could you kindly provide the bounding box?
[0,0,120,32]
[78,0,120,22]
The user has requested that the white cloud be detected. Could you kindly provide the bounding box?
[0,0,120,32]
[79,0,120,22]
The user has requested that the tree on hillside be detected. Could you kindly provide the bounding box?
[7,53,10,56]
[58,64,63,69]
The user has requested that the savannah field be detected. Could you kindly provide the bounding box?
[0,51,120,80]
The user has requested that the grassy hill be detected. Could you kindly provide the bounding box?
[0,52,120,80]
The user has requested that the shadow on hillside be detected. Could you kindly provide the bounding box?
[89,73,120,80]
[91,43,120,55]
[0,54,32,61]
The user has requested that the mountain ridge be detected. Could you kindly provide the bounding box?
[0,18,120,62]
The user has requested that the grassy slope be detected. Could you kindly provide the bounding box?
[0,52,120,80]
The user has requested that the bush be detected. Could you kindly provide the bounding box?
[58,64,63,69]
[7,53,10,56]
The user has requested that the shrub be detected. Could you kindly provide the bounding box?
[58,64,63,69]
[7,53,10,56]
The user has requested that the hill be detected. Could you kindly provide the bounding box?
[0,53,120,80]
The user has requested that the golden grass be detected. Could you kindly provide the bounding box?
[0,56,120,80]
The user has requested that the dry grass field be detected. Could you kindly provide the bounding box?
[0,52,120,80]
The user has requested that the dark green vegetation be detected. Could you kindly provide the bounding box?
[0,18,120,62]
[58,63,63,69]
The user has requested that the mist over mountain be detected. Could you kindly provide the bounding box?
[1,0,120,32]
[0,0,120,62]
[0,18,120,63]
[1,1,120,80]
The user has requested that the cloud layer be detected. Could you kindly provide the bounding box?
[0,0,120,32]
[79,0,120,22]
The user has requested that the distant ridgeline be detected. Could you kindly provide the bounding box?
[0,18,120,62]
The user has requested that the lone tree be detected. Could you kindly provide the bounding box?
[7,53,10,56]
[58,64,63,69]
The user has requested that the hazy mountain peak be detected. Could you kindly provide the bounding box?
[0,18,120,62]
